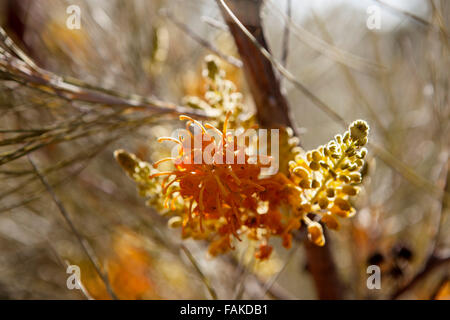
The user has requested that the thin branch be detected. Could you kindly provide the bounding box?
[260,246,298,299]
[0,27,207,118]
[217,0,347,127]
[391,252,450,299]
[46,238,93,300]
[216,0,448,202]
[267,0,386,74]
[160,9,243,68]
[217,0,298,132]
[430,274,449,300]
[202,15,229,31]
[64,260,94,300]
[27,155,118,300]
[391,160,450,299]
[311,12,388,136]
[181,245,218,300]
[217,0,343,299]
[224,252,295,300]
[373,0,450,39]
[233,248,254,300]
[280,0,292,68]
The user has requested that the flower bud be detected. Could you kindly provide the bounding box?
[311,179,320,188]
[307,222,325,246]
[312,151,322,162]
[309,161,320,171]
[321,213,340,230]
[326,188,335,198]
[335,197,351,211]
[318,197,329,209]
[342,185,358,196]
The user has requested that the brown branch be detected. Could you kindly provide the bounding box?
[431,274,449,300]
[224,252,295,300]
[217,0,344,299]
[214,1,448,202]
[27,155,118,300]
[391,252,450,299]
[217,0,297,133]
[160,9,243,68]
[0,27,207,119]
[303,230,344,299]
[181,245,218,300]
[391,160,450,299]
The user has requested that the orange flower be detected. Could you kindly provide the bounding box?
[150,112,298,259]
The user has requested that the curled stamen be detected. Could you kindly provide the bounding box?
[184,122,194,137]
[170,192,180,211]
[149,171,175,178]
[163,178,179,194]
[205,123,224,138]
[153,157,176,168]
[227,166,241,185]
[223,111,231,135]
[180,115,207,133]
[214,174,230,196]
[161,175,171,189]
[163,195,170,209]
[158,137,183,145]
[188,198,194,222]
[199,183,206,212]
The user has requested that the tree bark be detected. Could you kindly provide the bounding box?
[217,0,295,131]
[218,0,344,299]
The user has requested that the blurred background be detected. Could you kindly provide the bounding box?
[0,0,448,299]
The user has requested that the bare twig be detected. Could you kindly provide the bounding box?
[391,160,450,299]
[430,274,449,300]
[216,0,347,128]
[27,155,118,300]
[311,12,388,136]
[160,9,243,68]
[46,238,93,300]
[391,252,450,299]
[181,245,218,300]
[217,0,343,299]
[224,252,295,300]
[202,15,229,31]
[216,0,449,202]
[267,0,386,74]
[373,0,450,39]
[217,0,298,133]
[260,246,298,299]
[0,27,207,118]
[280,0,291,68]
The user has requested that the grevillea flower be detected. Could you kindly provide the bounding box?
[150,112,298,258]
[288,120,369,246]
[115,56,370,260]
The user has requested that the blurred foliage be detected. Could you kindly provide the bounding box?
[0,0,448,300]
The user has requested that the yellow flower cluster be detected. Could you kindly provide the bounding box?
[114,56,370,259]
[288,120,369,246]
[114,149,184,215]
[183,55,253,130]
